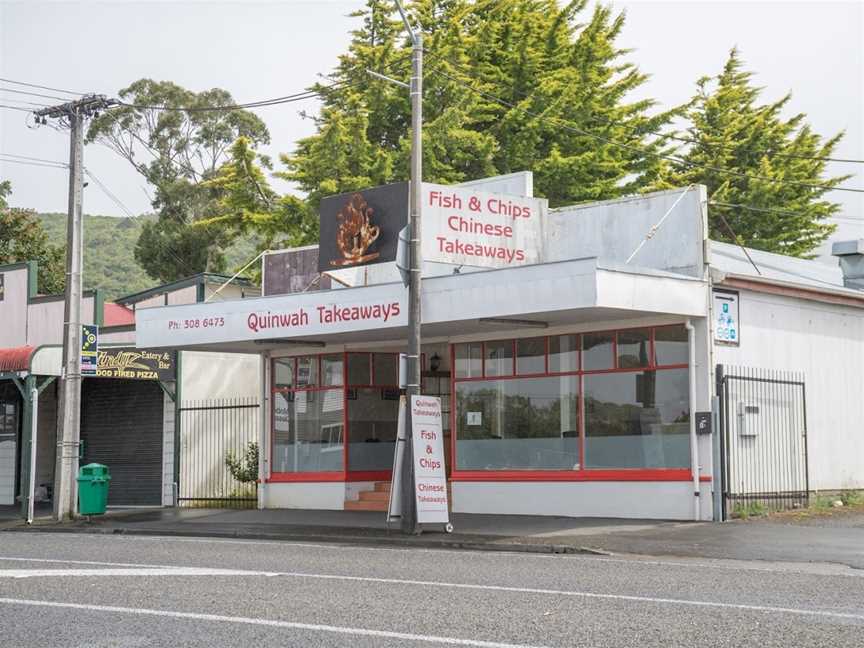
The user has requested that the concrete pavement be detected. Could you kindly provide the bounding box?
[0,532,861,647]
[5,506,864,569]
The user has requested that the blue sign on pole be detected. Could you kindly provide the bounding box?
[81,324,99,376]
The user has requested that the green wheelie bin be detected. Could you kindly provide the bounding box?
[77,463,111,515]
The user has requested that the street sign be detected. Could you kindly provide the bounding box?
[713,290,740,345]
[410,395,449,525]
[80,324,98,376]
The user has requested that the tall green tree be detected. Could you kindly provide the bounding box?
[86,80,270,282]
[671,48,846,257]
[237,0,679,247]
[0,180,65,293]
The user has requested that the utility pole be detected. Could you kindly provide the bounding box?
[395,0,422,535]
[34,95,116,521]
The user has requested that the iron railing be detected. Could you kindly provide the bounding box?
[717,365,808,518]
[177,397,260,509]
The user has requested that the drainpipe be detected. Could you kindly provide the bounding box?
[685,319,701,521]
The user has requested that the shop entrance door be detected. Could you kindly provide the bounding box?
[0,400,18,505]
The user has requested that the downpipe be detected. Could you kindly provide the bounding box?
[686,319,701,521]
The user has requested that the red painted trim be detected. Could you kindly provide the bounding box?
[342,351,349,480]
[699,475,712,482]
[346,470,391,482]
[451,469,695,482]
[267,472,344,483]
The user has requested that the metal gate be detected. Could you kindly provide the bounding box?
[716,365,808,518]
[178,397,259,508]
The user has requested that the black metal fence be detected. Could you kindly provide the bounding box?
[177,397,260,509]
[716,365,808,518]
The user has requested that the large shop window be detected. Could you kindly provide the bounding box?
[456,376,579,470]
[453,326,690,475]
[271,352,401,477]
[584,368,689,469]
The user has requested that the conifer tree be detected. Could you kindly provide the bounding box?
[266,0,678,247]
[671,48,846,257]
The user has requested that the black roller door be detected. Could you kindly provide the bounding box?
[81,379,163,506]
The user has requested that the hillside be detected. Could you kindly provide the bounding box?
[38,213,261,300]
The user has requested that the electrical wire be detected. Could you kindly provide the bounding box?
[0,87,71,102]
[0,104,35,113]
[0,77,84,96]
[0,156,68,170]
[1,153,68,165]
[434,68,864,194]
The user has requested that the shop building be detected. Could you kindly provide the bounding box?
[0,265,260,513]
[134,174,864,521]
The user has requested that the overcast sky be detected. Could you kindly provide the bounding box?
[1,0,862,260]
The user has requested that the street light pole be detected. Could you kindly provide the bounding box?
[395,0,422,535]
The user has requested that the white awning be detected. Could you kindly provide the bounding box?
[135,257,708,354]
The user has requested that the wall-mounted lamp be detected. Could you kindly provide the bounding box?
[430,352,441,372]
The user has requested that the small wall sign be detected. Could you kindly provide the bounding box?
[713,290,740,345]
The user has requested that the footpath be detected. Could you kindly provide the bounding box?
[3,506,863,570]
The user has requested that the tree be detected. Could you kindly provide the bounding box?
[0,180,66,294]
[86,80,271,282]
[234,0,679,247]
[670,48,846,257]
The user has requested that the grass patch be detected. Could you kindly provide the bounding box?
[840,490,863,507]
[732,501,768,519]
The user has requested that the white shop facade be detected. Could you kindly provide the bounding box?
[137,177,720,521]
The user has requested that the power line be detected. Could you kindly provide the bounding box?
[0,97,50,108]
[0,77,84,96]
[0,156,68,170]
[0,104,35,113]
[1,152,68,165]
[711,200,864,224]
[0,87,71,101]
[434,68,864,194]
[83,168,136,219]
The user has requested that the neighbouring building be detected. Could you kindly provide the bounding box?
[0,266,261,514]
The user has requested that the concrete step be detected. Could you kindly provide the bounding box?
[345,499,388,512]
[359,490,390,502]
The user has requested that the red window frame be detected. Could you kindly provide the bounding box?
[450,324,691,482]
[268,351,401,483]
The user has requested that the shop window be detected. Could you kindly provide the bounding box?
[348,388,399,471]
[583,332,614,371]
[347,353,371,385]
[321,354,343,386]
[485,340,513,377]
[454,342,483,379]
[295,356,318,387]
[274,358,295,389]
[373,353,398,386]
[583,368,690,469]
[455,376,579,470]
[617,329,650,369]
[516,338,545,375]
[549,334,579,373]
[655,325,689,366]
[272,389,344,473]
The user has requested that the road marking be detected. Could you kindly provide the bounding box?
[0,598,550,648]
[0,567,277,579]
[0,556,860,622]
[25,532,862,578]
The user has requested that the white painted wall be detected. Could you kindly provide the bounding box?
[181,352,261,400]
[713,288,864,490]
[0,266,29,348]
[452,481,712,521]
[26,295,95,347]
[162,389,175,506]
[262,482,345,510]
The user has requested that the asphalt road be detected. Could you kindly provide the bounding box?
[0,533,861,647]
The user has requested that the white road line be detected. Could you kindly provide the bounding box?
[0,598,550,648]
[0,568,276,579]
[0,557,860,622]
[7,533,862,579]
